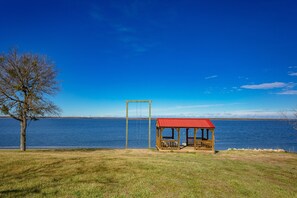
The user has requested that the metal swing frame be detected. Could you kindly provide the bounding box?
[125,100,152,149]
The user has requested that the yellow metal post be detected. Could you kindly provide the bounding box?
[148,100,152,148]
[212,129,215,153]
[125,101,128,149]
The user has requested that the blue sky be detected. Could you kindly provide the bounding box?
[1,0,297,118]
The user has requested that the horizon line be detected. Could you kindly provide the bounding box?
[0,116,293,121]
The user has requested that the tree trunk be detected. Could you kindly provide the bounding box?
[20,119,27,151]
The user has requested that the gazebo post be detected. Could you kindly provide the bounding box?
[202,129,204,140]
[212,129,215,153]
[207,129,209,140]
[171,128,174,139]
[186,128,189,146]
[177,128,180,149]
[160,128,163,142]
[158,128,163,150]
[156,127,158,148]
[194,128,197,150]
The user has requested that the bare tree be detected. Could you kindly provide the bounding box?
[282,109,297,131]
[290,110,297,130]
[0,49,60,151]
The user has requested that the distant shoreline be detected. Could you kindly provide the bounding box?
[0,116,292,121]
[0,148,295,154]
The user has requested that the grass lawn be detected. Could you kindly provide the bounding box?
[0,149,297,197]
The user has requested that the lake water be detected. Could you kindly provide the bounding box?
[0,118,296,152]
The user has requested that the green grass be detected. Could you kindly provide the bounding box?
[0,149,297,197]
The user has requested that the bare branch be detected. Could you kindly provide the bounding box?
[282,109,297,131]
[0,48,61,120]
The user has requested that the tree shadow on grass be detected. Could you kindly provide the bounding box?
[0,187,41,197]
[32,148,116,153]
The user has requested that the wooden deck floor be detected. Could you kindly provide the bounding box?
[156,146,214,153]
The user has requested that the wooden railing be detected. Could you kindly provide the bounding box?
[195,140,213,150]
[160,139,179,150]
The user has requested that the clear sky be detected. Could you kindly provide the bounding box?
[1,0,297,118]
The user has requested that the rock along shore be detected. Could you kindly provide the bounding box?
[227,148,286,152]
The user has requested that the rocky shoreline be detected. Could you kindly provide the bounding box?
[227,148,286,152]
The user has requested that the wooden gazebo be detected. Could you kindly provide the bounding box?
[156,118,215,153]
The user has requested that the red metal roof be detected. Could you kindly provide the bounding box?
[157,118,215,129]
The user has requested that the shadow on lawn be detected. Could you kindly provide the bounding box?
[33,148,116,152]
[0,187,41,197]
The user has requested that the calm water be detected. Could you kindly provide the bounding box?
[0,118,296,152]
